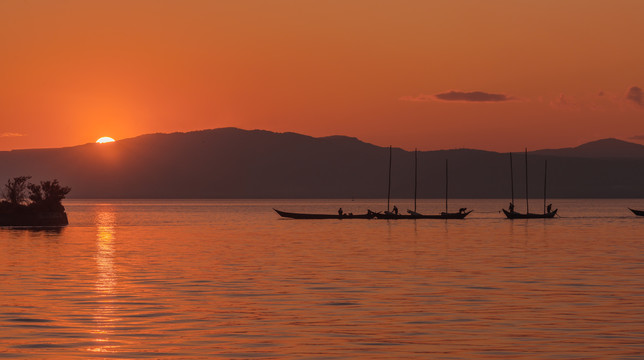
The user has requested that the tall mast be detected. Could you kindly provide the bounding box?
[445,158,449,214]
[543,160,548,214]
[387,145,392,212]
[509,152,514,205]
[414,148,418,212]
[525,148,529,214]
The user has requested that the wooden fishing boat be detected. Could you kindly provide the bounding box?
[628,208,644,216]
[377,147,472,220]
[502,209,557,219]
[373,210,472,219]
[274,208,375,219]
[502,149,557,219]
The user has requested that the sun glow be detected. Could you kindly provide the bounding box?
[96,137,115,144]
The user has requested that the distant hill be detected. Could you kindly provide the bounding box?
[1,128,644,198]
[533,138,644,158]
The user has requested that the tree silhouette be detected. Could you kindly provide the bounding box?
[2,176,71,211]
[28,183,43,203]
[30,180,71,211]
[1,176,32,206]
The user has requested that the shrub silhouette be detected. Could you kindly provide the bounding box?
[1,176,32,206]
[1,176,70,211]
[28,180,71,211]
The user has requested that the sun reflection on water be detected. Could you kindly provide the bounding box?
[90,208,120,354]
[96,211,116,295]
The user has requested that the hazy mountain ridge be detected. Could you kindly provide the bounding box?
[2,128,644,199]
[532,138,644,158]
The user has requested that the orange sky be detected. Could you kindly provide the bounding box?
[1,0,643,152]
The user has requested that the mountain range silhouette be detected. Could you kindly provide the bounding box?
[2,128,644,198]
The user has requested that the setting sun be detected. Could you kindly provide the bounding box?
[96,137,115,144]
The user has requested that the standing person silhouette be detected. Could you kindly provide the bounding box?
[509,202,515,212]
[393,205,398,215]
[338,208,343,216]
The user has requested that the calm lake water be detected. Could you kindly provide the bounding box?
[1,199,643,359]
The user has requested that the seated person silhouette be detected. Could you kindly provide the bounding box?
[459,207,467,214]
[407,209,421,216]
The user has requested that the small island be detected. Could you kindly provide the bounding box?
[0,176,71,226]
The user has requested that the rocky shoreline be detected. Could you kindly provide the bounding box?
[0,207,68,226]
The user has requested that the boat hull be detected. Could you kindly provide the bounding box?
[373,210,472,219]
[274,209,374,219]
[502,208,557,219]
[629,208,644,216]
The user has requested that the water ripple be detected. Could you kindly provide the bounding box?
[0,199,642,359]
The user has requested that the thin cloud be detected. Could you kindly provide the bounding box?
[550,93,580,111]
[630,135,644,141]
[435,91,514,102]
[550,91,624,111]
[626,86,643,107]
[0,132,25,137]
[399,94,435,102]
[401,90,515,102]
